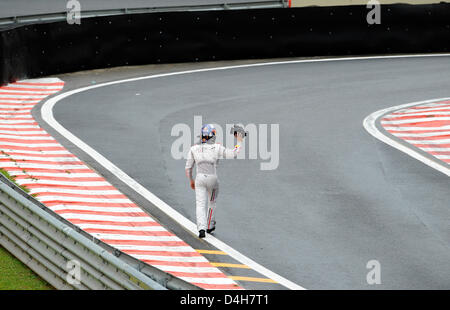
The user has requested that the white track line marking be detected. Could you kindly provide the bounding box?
[42,54,450,290]
[363,98,450,177]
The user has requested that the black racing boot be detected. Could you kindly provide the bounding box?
[198,230,206,238]
[207,226,215,234]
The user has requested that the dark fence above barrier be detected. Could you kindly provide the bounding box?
[1,4,450,85]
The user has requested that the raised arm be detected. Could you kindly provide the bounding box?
[218,133,244,159]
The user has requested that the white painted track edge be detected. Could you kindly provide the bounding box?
[363,98,450,177]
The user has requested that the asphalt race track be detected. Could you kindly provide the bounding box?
[44,56,450,290]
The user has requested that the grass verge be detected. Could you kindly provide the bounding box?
[0,245,54,290]
[0,168,51,289]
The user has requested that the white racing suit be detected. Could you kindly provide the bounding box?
[185,142,240,232]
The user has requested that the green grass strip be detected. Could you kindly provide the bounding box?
[0,167,52,289]
[0,246,54,290]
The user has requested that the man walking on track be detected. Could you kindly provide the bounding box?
[185,124,244,238]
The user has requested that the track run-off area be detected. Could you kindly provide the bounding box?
[33,55,450,290]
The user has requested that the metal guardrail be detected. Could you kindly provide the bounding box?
[0,1,289,28]
[0,174,200,290]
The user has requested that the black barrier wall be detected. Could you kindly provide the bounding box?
[1,4,450,85]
